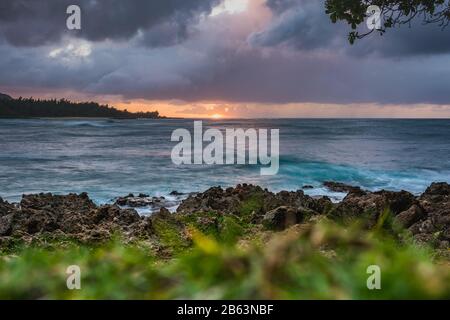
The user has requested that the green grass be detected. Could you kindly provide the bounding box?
[152,215,190,256]
[178,211,249,245]
[219,215,246,244]
[0,219,448,300]
[239,192,264,217]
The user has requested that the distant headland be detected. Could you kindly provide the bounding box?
[0,93,164,119]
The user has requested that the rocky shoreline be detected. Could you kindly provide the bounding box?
[0,182,449,252]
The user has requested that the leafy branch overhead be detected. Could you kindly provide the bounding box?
[325,0,450,43]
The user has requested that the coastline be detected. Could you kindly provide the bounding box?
[1,181,448,250]
[0,116,180,120]
[1,181,449,299]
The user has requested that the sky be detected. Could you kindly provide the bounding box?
[1,0,450,118]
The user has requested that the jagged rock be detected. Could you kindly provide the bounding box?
[177,184,332,218]
[422,182,450,197]
[91,205,141,226]
[0,214,13,236]
[115,194,176,211]
[323,181,365,194]
[263,190,328,214]
[1,193,152,244]
[307,196,334,214]
[79,229,112,243]
[0,197,14,216]
[329,189,417,227]
[20,192,96,212]
[395,204,425,228]
[262,206,308,231]
[0,182,448,250]
[177,186,244,215]
[127,218,154,239]
[25,210,59,234]
[408,182,450,248]
[13,193,95,235]
[153,207,172,219]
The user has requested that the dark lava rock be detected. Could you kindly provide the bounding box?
[0,197,16,217]
[323,181,365,194]
[262,206,314,231]
[176,184,330,218]
[327,182,449,248]
[170,191,184,196]
[15,193,97,235]
[422,182,450,197]
[20,192,95,212]
[91,205,141,226]
[302,185,314,189]
[126,218,154,239]
[177,186,245,215]
[407,182,450,248]
[394,204,425,228]
[0,214,13,236]
[1,182,448,250]
[329,189,417,227]
[115,194,176,211]
[0,193,153,244]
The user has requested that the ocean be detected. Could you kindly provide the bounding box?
[1,118,449,204]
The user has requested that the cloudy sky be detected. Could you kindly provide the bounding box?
[1,0,450,118]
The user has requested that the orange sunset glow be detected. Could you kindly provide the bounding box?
[1,0,450,119]
[1,0,450,303]
[109,99,450,119]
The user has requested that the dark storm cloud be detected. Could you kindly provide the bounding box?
[77,41,450,105]
[1,0,450,107]
[0,0,220,47]
[351,23,450,57]
[252,0,450,57]
[137,20,189,47]
[249,0,340,50]
[265,0,300,13]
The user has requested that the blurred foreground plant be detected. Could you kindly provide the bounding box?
[0,220,449,299]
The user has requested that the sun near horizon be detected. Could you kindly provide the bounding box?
[109,99,450,119]
[210,113,224,119]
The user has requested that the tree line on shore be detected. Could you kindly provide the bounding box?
[0,94,161,119]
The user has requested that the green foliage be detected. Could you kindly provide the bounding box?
[0,243,170,299]
[178,211,247,245]
[0,220,448,300]
[325,0,450,43]
[219,216,246,244]
[152,216,190,255]
[0,233,82,255]
[0,96,161,119]
[178,211,221,239]
[239,192,264,217]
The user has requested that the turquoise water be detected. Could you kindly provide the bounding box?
[0,118,449,203]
